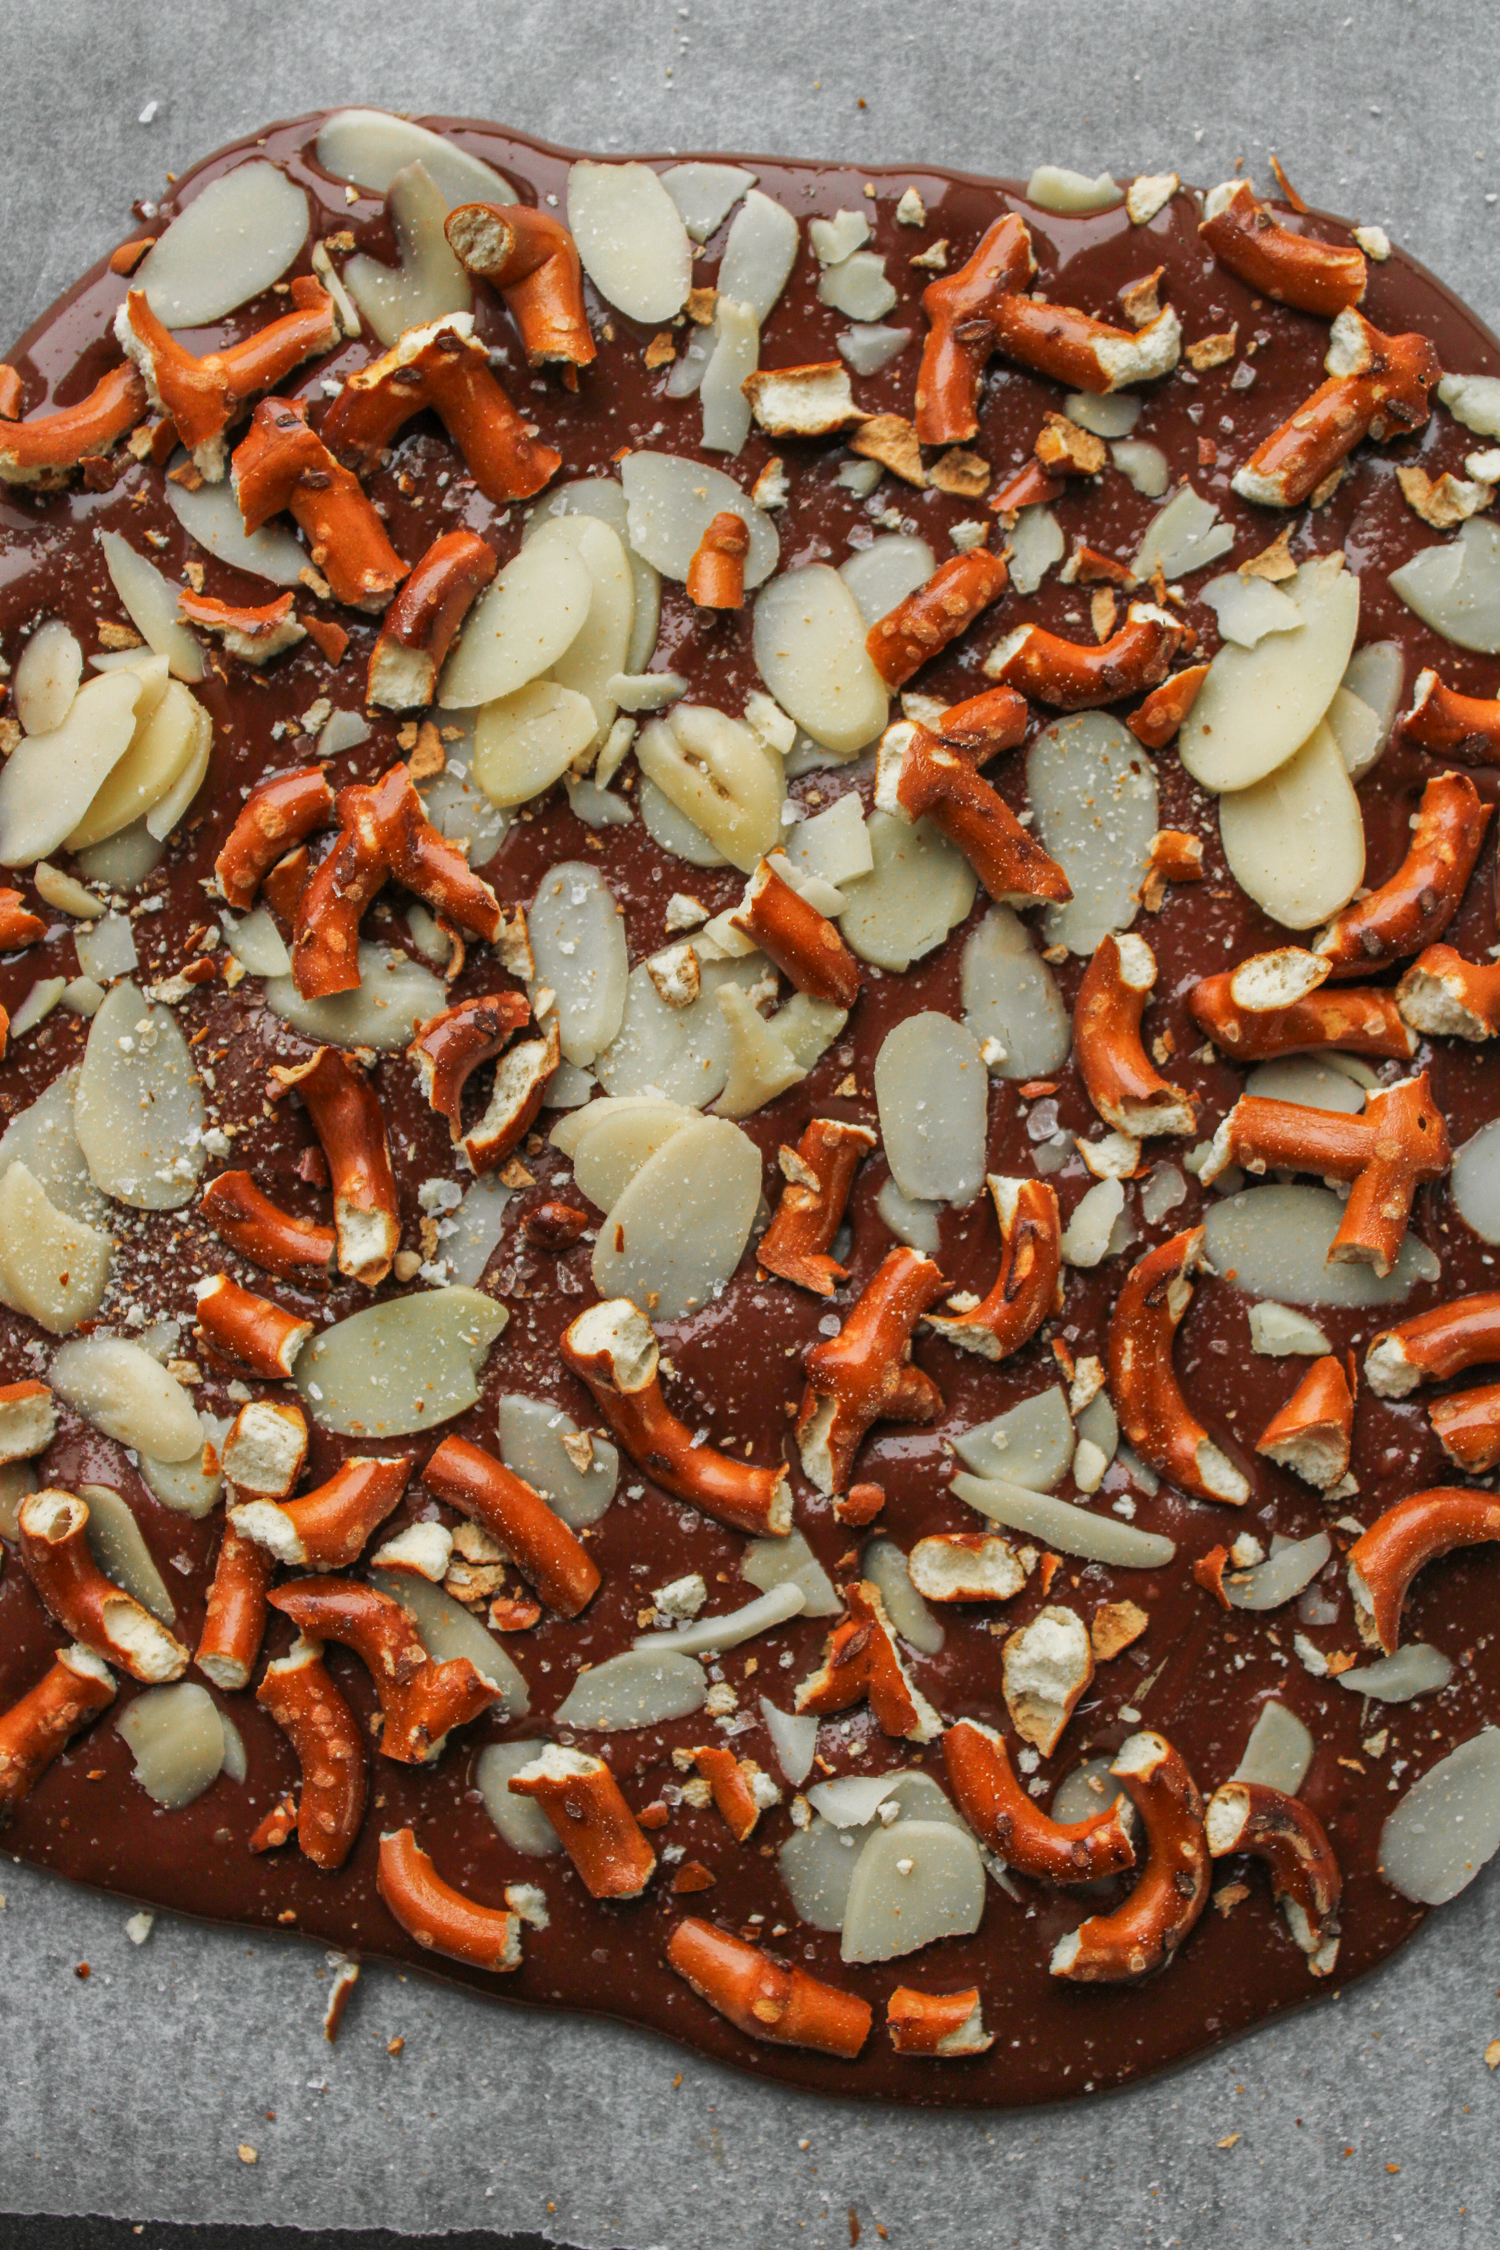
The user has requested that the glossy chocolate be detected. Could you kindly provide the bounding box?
[1,114,1497,2108]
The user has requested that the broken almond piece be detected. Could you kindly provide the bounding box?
[322,313,560,502]
[666,1917,871,2057]
[444,201,594,368]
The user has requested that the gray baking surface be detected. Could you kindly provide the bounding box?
[2,0,1498,2242]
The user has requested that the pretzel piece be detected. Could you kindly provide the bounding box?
[408,991,533,1137]
[1107,1229,1250,1503]
[179,589,306,666]
[1199,180,1367,315]
[194,1273,313,1380]
[1366,1292,1500,1397]
[378,1826,521,1968]
[0,363,147,487]
[1232,308,1440,509]
[258,1637,367,1869]
[667,1916,871,2057]
[1201,1072,1450,1276]
[269,1046,399,1286]
[885,1985,993,2056]
[0,889,47,949]
[988,295,1183,395]
[232,397,408,610]
[793,1579,941,1743]
[1050,1730,1210,1981]
[1127,663,1210,751]
[423,1434,601,1617]
[1397,944,1500,1041]
[1205,1780,1341,1972]
[0,1644,115,1823]
[914,213,1036,444]
[797,1247,947,1494]
[232,1455,413,1571]
[270,1576,501,1761]
[508,1743,657,1897]
[1190,947,1414,1062]
[322,313,559,503]
[462,1015,560,1174]
[730,858,862,1006]
[1347,1487,1500,1653]
[18,1489,189,1681]
[943,1717,1136,1884]
[117,277,340,478]
[866,549,1009,688]
[1074,932,1197,1138]
[1315,772,1489,978]
[925,1175,1062,1362]
[367,529,497,709]
[0,1379,56,1465]
[1255,1353,1355,1491]
[195,1523,275,1692]
[1400,669,1500,764]
[444,201,595,368]
[758,1119,875,1296]
[875,721,1071,908]
[1428,1383,1500,1475]
[686,510,750,610]
[200,1171,337,1282]
[984,603,1184,709]
[215,767,334,913]
[561,1299,791,1535]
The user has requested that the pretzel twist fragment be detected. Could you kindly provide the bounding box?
[793,1579,941,1743]
[1127,663,1210,750]
[914,213,1036,444]
[983,603,1184,709]
[1347,1487,1500,1653]
[1200,1072,1450,1276]
[194,1523,275,1692]
[269,1576,501,1761]
[1365,1293,1500,1397]
[1190,946,1414,1062]
[1400,669,1500,764]
[730,858,862,1007]
[0,1644,115,1822]
[194,1272,314,1380]
[1107,1229,1250,1503]
[0,889,48,949]
[1199,180,1367,315]
[0,1378,56,1464]
[18,1488,189,1681]
[875,720,1071,908]
[378,1825,521,1967]
[943,1716,1136,1884]
[1205,1780,1341,1973]
[0,363,147,487]
[666,1916,872,2057]
[1074,932,1197,1138]
[1397,943,1500,1042]
[367,528,497,709]
[117,277,341,478]
[269,1045,400,1286]
[757,1118,875,1296]
[797,1247,947,1495]
[1255,1353,1355,1491]
[1428,1383,1500,1475]
[407,991,534,1137]
[686,510,750,609]
[866,549,1009,688]
[508,1743,657,1897]
[215,767,335,913]
[232,397,408,610]
[884,1985,993,2056]
[232,1455,413,1572]
[322,313,559,503]
[423,1434,601,1617]
[561,1299,791,1535]
[459,1014,559,1175]
[1232,308,1439,510]
[1050,1730,1210,1981]
[986,294,1183,396]
[687,1745,769,1842]
[925,1174,1062,1362]
[258,1636,368,1869]
[200,1170,338,1281]
[179,589,306,666]
[444,201,595,369]
[1314,772,1489,977]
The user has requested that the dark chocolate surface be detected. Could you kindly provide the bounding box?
[0,110,1497,2110]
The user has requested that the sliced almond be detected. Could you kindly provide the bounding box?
[751,565,889,757]
[1218,718,1364,929]
[294,1288,507,1437]
[13,620,83,737]
[1179,554,1361,791]
[590,1112,761,1319]
[134,161,308,328]
[567,161,692,324]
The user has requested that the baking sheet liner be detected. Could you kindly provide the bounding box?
[1,0,1497,2240]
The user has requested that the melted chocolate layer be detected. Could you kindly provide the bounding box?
[1,113,1497,2109]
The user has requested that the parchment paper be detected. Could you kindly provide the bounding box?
[2,2,1499,2242]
